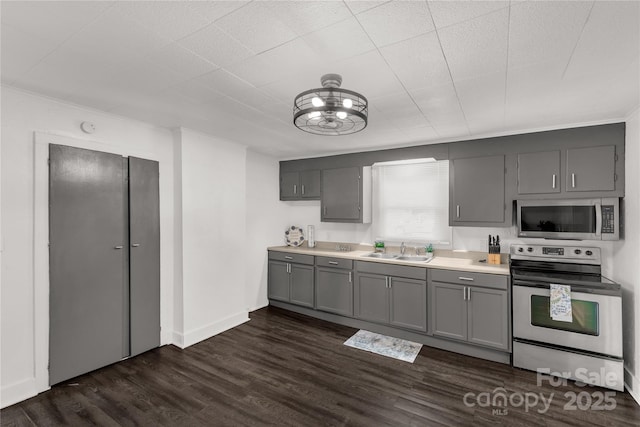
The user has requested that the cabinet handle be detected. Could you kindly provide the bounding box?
[131,243,140,247]
[571,173,576,188]
[114,245,124,249]
[348,272,352,283]
[456,205,460,218]
[328,261,338,265]
[458,276,474,281]
[552,174,556,189]
[301,184,305,195]
[388,277,392,289]
[284,255,293,260]
[462,287,466,301]
[467,287,471,301]
[287,263,291,273]
[293,184,297,195]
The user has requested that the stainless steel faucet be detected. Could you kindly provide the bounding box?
[415,246,421,256]
[400,242,406,255]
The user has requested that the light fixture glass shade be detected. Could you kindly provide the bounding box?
[293,74,368,136]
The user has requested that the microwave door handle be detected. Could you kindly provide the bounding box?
[595,202,603,239]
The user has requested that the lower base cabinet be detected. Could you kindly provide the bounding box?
[354,262,427,333]
[430,270,509,351]
[268,252,314,307]
[315,257,354,317]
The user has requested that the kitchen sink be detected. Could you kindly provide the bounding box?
[361,253,399,259]
[396,255,433,262]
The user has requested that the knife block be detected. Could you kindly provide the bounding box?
[488,253,501,265]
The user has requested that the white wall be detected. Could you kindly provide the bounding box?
[0,87,175,407]
[172,128,249,347]
[613,109,640,402]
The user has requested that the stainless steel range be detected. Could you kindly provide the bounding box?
[510,244,623,391]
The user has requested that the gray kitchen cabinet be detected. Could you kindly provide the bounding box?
[355,262,427,332]
[280,170,320,200]
[268,260,290,302]
[566,145,616,192]
[321,166,371,223]
[450,155,505,225]
[430,270,510,351]
[268,252,315,307]
[354,273,388,324]
[315,257,354,316]
[517,150,561,194]
[431,282,467,341]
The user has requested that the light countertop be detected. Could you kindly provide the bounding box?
[267,244,510,276]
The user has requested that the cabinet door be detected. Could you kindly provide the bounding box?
[517,151,560,194]
[566,146,616,192]
[389,277,427,332]
[431,282,467,341]
[322,167,360,222]
[300,170,320,199]
[290,264,314,308]
[354,273,388,324]
[468,287,509,350]
[268,261,289,301]
[316,267,353,317]
[280,171,299,200]
[451,155,505,224]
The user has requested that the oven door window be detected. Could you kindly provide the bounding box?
[520,205,596,233]
[530,296,599,335]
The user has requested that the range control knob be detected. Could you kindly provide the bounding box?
[586,250,593,256]
[517,247,524,253]
[527,247,533,252]
[574,249,582,255]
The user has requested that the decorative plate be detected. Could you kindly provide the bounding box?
[285,226,305,247]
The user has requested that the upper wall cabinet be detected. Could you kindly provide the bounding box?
[516,145,618,196]
[450,155,506,226]
[517,150,561,194]
[321,166,371,223]
[280,170,320,200]
[566,146,616,192]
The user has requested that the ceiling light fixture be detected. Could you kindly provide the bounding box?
[293,74,368,136]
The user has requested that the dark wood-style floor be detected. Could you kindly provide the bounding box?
[2,306,639,426]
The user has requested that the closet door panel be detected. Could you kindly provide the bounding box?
[128,157,161,356]
[49,144,127,385]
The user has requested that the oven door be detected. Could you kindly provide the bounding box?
[512,283,622,358]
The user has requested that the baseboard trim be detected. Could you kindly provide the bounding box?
[173,311,250,349]
[247,302,269,313]
[624,367,640,406]
[1,378,47,409]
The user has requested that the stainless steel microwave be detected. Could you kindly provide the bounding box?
[516,198,620,240]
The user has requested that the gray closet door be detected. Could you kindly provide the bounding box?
[49,145,127,385]
[128,157,161,356]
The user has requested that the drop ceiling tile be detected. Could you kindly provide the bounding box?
[267,1,352,36]
[57,8,172,69]
[379,31,451,91]
[164,80,228,105]
[455,72,505,126]
[101,59,186,97]
[186,1,250,23]
[334,50,406,99]
[225,38,324,87]
[178,24,254,67]
[259,76,310,104]
[0,24,60,84]
[303,17,376,63]
[193,69,279,109]
[215,2,298,53]
[412,83,467,130]
[345,1,390,16]
[0,1,111,47]
[439,8,509,82]
[356,1,435,47]
[564,1,640,81]
[400,125,439,143]
[145,43,219,81]
[508,1,592,70]
[427,1,508,29]
[112,1,210,41]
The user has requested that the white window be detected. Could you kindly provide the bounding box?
[372,158,452,247]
